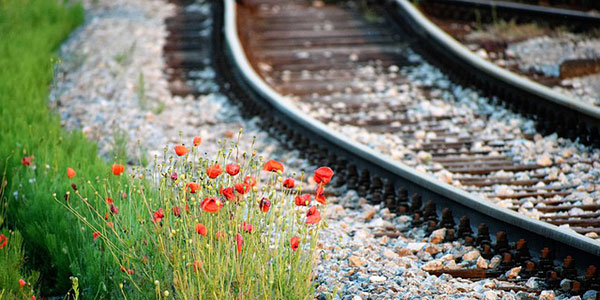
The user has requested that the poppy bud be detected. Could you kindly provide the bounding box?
[235,233,243,253]
[71,183,77,191]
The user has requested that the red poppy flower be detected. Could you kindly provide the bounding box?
[21,156,33,166]
[315,186,326,205]
[104,212,110,220]
[244,176,257,187]
[295,194,311,206]
[153,208,165,223]
[19,279,26,287]
[93,231,101,242]
[172,206,181,217]
[200,197,222,213]
[110,204,119,215]
[259,197,271,212]
[127,269,134,275]
[221,187,235,201]
[234,183,250,195]
[0,234,7,249]
[206,163,222,179]
[290,236,300,252]
[187,183,200,194]
[242,221,253,233]
[226,163,240,176]
[67,167,76,179]
[193,136,202,147]
[112,163,125,175]
[195,223,207,236]
[314,167,334,185]
[105,197,113,205]
[306,206,322,224]
[192,259,203,273]
[171,172,178,181]
[216,231,226,239]
[235,233,243,253]
[174,145,189,156]
[32,296,36,300]
[283,178,295,188]
[263,160,284,173]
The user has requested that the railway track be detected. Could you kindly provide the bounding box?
[163,0,600,296]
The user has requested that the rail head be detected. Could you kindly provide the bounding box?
[222,0,600,259]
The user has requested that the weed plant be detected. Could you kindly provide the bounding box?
[58,136,334,299]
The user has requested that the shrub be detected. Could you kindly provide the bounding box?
[58,138,334,299]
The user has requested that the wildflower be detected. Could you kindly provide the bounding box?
[32,296,36,300]
[0,234,7,249]
[314,167,334,185]
[244,175,257,187]
[192,259,203,273]
[195,223,207,236]
[104,212,110,220]
[174,145,189,156]
[290,236,300,252]
[127,269,134,275]
[226,163,240,176]
[153,208,165,223]
[67,167,76,179]
[186,183,200,194]
[170,172,178,181]
[172,206,181,217]
[306,206,322,224]
[221,187,235,201]
[112,163,125,175]
[21,156,33,166]
[234,183,250,195]
[19,279,26,287]
[295,194,311,206]
[193,136,202,147]
[106,197,114,205]
[235,233,243,253]
[315,186,326,205]
[110,204,119,215]
[259,197,271,213]
[107,221,114,229]
[200,197,222,213]
[263,160,284,173]
[92,231,101,242]
[242,221,253,233]
[216,231,226,239]
[206,163,222,179]
[283,178,295,188]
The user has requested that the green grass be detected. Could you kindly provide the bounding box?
[0,0,131,297]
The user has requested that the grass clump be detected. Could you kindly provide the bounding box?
[0,0,133,297]
[58,136,334,299]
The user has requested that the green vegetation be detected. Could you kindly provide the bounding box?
[0,0,127,297]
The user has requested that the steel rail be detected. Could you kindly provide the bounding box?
[216,0,600,270]
[422,0,600,24]
[385,0,600,146]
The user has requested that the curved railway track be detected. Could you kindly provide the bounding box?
[164,0,600,296]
